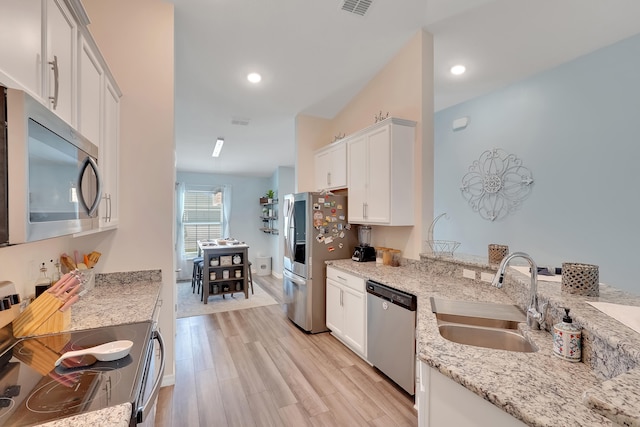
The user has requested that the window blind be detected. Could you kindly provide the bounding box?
[182,190,223,255]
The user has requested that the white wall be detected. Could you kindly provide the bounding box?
[434,33,640,295]
[270,166,295,276]
[0,238,76,296]
[80,0,176,383]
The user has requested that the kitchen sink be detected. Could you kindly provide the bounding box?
[437,323,537,352]
[431,297,537,353]
[434,312,521,329]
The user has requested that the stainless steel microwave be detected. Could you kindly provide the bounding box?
[1,87,102,244]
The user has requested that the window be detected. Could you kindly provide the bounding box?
[182,189,223,256]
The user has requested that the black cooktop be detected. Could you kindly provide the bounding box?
[0,321,152,426]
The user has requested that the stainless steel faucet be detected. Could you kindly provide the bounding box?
[491,251,547,330]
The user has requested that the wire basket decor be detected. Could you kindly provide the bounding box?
[426,213,461,256]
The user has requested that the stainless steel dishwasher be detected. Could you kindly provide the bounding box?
[366,280,417,395]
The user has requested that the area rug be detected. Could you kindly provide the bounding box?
[176,280,278,318]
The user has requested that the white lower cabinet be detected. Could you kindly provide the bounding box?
[417,361,525,427]
[326,267,366,358]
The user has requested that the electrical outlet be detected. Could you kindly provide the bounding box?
[27,259,38,281]
[480,272,494,283]
[462,269,476,279]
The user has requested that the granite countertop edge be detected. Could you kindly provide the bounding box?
[327,257,640,427]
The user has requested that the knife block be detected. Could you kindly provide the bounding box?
[12,292,71,337]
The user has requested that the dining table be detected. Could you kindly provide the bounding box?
[197,240,250,303]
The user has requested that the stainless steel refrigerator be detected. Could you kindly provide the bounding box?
[283,192,356,333]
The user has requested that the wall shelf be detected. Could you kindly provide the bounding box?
[259,199,278,235]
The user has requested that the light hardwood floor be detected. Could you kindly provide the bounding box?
[156,275,417,426]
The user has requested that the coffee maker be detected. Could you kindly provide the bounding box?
[352,225,376,262]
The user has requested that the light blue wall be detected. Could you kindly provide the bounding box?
[434,33,640,294]
[271,166,295,275]
[176,171,271,267]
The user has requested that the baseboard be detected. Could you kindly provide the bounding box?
[161,373,176,387]
[271,271,282,279]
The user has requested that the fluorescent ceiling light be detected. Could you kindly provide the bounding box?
[450,65,466,75]
[247,72,262,83]
[212,138,224,157]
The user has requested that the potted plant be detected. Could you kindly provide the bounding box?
[265,190,275,203]
[260,190,275,204]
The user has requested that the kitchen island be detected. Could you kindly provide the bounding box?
[33,270,163,427]
[328,255,640,426]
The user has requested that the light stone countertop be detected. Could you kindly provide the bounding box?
[328,256,640,427]
[34,270,163,427]
[67,270,162,331]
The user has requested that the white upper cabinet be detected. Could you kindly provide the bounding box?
[101,78,120,228]
[0,0,122,234]
[77,34,103,145]
[0,1,42,96]
[45,0,76,125]
[314,140,347,191]
[347,118,416,225]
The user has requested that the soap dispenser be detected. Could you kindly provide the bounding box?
[553,308,582,362]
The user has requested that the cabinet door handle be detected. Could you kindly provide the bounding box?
[327,172,331,186]
[48,55,59,110]
[340,289,343,307]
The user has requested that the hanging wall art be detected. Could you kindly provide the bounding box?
[460,148,534,221]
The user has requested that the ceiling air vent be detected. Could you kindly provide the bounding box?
[341,0,373,16]
[231,117,250,126]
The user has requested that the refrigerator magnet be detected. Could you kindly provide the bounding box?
[318,197,325,203]
[339,243,344,249]
[339,215,345,220]
[339,231,345,238]
[324,236,334,244]
[316,234,324,243]
[337,223,343,230]
[324,202,331,207]
[328,246,335,252]
[345,224,351,230]
[331,208,336,214]
[337,204,343,210]
[313,203,320,210]
[313,211,323,227]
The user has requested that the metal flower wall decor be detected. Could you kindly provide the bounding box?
[460,148,534,221]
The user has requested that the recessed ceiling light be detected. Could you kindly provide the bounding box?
[212,138,224,157]
[247,72,262,83]
[450,65,466,75]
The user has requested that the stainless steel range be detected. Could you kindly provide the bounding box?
[0,321,164,426]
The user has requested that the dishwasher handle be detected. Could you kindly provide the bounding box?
[366,280,417,311]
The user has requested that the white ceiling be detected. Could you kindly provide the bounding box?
[172,0,640,177]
